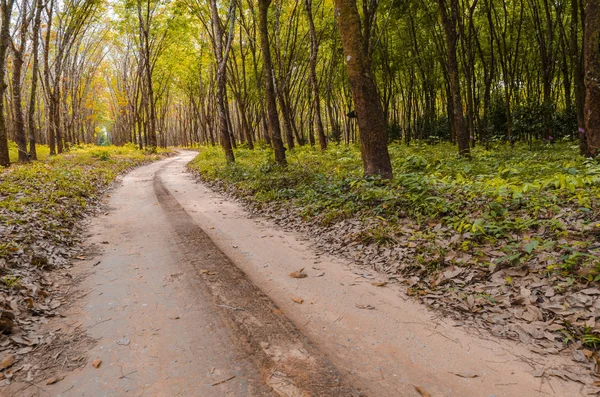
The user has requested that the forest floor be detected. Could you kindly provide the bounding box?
[0,149,593,396]
[186,142,600,394]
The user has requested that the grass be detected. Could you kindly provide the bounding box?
[8,141,51,163]
[188,141,600,279]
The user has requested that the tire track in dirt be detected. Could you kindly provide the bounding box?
[153,164,360,397]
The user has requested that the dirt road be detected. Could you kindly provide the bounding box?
[11,151,584,396]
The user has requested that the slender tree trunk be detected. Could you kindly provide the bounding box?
[258,0,286,165]
[138,0,157,149]
[333,0,392,178]
[210,0,235,162]
[27,0,42,160]
[42,0,55,155]
[0,0,14,167]
[584,0,600,157]
[438,0,470,157]
[573,0,587,154]
[11,0,30,162]
[304,0,327,150]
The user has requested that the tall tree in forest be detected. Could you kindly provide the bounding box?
[137,0,159,149]
[0,0,14,167]
[11,0,31,163]
[572,0,587,154]
[28,0,44,160]
[209,0,237,162]
[584,0,600,157]
[258,0,286,165]
[438,0,470,157]
[332,0,392,178]
[304,0,327,150]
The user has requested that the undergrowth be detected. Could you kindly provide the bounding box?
[8,141,51,163]
[0,143,168,267]
[189,142,600,279]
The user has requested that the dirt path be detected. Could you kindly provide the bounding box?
[7,151,585,396]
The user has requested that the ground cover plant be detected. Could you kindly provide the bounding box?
[0,144,167,379]
[7,142,50,163]
[189,142,600,378]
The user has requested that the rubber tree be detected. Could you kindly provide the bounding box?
[304,0,327,151]
[11,0,31,163]
[209,0,237,163]
[28,0,44,160]
[438,0,470,157]
[0,0,14,167]
[332,0,393,178]
[258,0,286,165]
[584,0,600,157]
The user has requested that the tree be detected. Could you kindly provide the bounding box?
[584,0,600,157]
[304,0,327,150]
[28,0,44,160]
[258,0,286,165]
[0,0,14,167]
[11,0,32,163]
[207,0,237,162]
[332,0,392,178]
[438,0,470,157]
[137,0,160,150]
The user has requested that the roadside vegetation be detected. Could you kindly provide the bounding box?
[0,145,167,364]
[190,142,600,356]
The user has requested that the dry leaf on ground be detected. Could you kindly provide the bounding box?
[291,296,304,304]
[289,268,307,278]
[0,354,15,370]
[372,282,387,287]
[356,304,375,310]
[92,359,102,368]
[414,386,431,397]
[46,375,65,385]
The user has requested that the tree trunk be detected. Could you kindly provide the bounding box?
[584,0,600,157]
[258,0,286,165]
[438,0,470,157]
[11,0,30,163]
[573,0,587,154]
[304,0,327,150]
[333,0,392,178]
[210,0,235,162]
[0,0,14,167]
[28,0,42,160]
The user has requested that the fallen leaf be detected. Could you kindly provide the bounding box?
[199,269,216,275]
[291,296,304,304]
[414,386,431,397]
[0,354,15,370]
[572,349,589,363]
[116,337,130,346]
[372,282,387,287]
[356,304,375,310]
[46,375,65,385]
[289,268,307,279]
[92,359,102,368]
